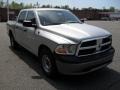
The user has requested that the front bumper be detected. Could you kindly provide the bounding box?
[54,47,115,75]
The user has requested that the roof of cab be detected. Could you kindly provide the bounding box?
[21,8,68,11]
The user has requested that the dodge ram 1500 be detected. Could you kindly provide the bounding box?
[7,8,115,77]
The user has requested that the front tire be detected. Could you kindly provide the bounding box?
[39,48,58,77]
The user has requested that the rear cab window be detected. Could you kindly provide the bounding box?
[17,11,27,24]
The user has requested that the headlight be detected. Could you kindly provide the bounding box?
[55,44,77,55]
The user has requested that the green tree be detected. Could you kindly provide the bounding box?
[0,0,4,7]
[73,7,79,10]
[20,2,24,9]
[24,3,33,8]
[109,6,115,12]
[61,5,70,10]
[9,1,33,9]
[54,6,60,8]
[9,1,26,9]
[102,7,109,12]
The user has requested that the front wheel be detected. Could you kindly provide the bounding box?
[39,49,58,77]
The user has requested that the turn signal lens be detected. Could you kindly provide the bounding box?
[55,45,77,55]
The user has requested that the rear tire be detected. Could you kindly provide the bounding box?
[9,35,18,49]
[39,48,58,77]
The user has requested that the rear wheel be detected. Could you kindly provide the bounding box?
[39,48,58,77]
[9,34,18,49]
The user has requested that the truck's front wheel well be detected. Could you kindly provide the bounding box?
[38,45,53,56]
[38,44,58,77]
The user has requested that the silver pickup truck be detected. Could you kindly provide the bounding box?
[7,8,115,77]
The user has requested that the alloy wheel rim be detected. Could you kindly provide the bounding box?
[42,55,52,73]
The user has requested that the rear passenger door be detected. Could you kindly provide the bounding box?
[15,11,27,46]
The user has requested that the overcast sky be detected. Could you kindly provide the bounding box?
[8,0,120,9]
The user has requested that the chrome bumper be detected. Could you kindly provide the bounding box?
[55,47,114,75]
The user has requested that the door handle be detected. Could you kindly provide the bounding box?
[23,29,27,32]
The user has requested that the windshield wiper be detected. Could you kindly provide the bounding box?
[43,21,80,26]
[44,23,62,26]
[63,21,80,24]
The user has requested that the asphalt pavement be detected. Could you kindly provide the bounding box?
[0,21,120,90]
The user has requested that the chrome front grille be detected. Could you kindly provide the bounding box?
[76,36,112,57]
[80,40,97,47]
[102,36,111,43]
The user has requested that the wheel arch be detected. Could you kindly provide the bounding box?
[38,44,53,56]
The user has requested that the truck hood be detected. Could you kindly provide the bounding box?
[41,23,111,44]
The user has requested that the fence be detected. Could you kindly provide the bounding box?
[0,8,20,22]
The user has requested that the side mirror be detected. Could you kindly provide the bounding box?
[23,20,33,27]
[80,19,84,23]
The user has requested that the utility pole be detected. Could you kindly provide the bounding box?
[7,0,9,21]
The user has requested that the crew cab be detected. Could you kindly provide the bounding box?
[7,8,115,77]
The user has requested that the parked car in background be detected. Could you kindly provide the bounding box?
[101,17,110,21]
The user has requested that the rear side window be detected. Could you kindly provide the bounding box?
[26,11,36,24]
[18,11,27,23]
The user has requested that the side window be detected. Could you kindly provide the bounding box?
[26,11,36,24]
[18,11,27,23]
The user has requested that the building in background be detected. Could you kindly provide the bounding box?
[0,7,120,22]
[72,10,101,20]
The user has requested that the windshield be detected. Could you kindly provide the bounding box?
[37,10,81,26]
